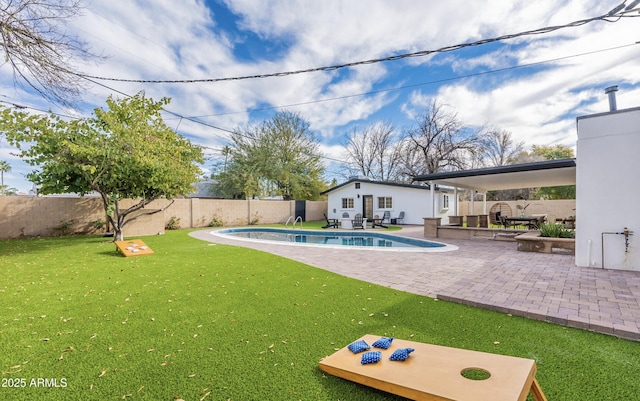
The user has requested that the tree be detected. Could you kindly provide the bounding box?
[531,144,576,200]
[480,128,525,167]
[0,160,10,195]
[342,121,403,181]
[0,184,17,195]
[1,93,204,240]
[479,128,527,201]
[0,0,103,106]
[217,111,326,200]
[531,144,574,161]
[401,99,482,176]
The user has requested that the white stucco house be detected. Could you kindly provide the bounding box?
[321,177,454,226]
[576,104,639,270]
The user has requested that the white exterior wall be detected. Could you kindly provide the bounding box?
[576,107,640,270]
[326,181,453,225]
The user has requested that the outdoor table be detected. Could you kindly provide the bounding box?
[503,216,539,229]
[319,334,547,401]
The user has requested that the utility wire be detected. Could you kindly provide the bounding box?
[79,76,353,166]
[81,76,236,135]
[74,9,639,84]
[189,41,640,118]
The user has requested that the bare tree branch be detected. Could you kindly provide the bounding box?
[480,127,525,166]
[342,121,404,181]
[0,0,104,106]
[402,99,482,176]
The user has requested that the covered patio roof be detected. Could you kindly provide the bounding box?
[413,159,576,192]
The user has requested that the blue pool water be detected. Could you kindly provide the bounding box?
[213,228,455,251]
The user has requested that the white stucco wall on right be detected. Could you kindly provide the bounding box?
[576,107,640,270]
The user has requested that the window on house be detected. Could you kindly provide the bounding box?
[443,194,449,209]
[377,196,392,209]
[355,183,360,189]
[342,198,354,209]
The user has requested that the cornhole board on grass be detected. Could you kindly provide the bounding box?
[115,239,154,257]
[319,334,547,401]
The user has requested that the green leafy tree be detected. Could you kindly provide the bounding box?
[218,111,326,200]
[0,185,18,195]
[532,144,576,200]
[531,144,574,161]
[0,93,203,240]
[0,160,11,195]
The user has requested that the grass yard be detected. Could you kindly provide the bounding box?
[1,230,640,400]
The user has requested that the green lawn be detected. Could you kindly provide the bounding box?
[1,230,639,400]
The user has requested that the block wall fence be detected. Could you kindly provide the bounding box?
[0,196,575,240]
[457,199,576,224]
[0,196,327,240]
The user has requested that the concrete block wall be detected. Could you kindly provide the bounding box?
[304,201,327,222]
[0,196,328,239]
[458,200,576,224]
[0,196,105,238]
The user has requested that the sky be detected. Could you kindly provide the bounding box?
[1,0,639,193]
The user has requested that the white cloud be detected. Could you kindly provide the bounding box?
[2,0,639,190]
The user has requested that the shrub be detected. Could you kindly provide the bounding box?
[249,212,260,225]
[208,215,224,227]
[166,216,181,230]
[55,219,74,236]
[91,218,106,231]
[539,223,574,238]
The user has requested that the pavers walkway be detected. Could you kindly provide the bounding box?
[190,227,640,341]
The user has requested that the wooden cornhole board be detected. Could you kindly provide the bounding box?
[319,334,547,401]
[115,239,154,257]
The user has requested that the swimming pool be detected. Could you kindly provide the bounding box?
[213,228,457,252]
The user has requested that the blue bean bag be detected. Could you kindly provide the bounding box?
[389,347,415,361]
[372,337,394,349]
[361,351,382,364]
[347,339,370,354]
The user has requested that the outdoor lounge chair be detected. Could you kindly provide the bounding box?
[381,211,391,224]
[351,213,365,229]
[393,211,405,224]
[322,213,338,229]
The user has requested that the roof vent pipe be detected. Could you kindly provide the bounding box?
[605,85,618,111]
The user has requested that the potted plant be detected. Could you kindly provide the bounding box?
[539,223,574,238]
[516,202,529,217]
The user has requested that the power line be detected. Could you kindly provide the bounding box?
[187,42,640,118]
[74,9,639,85]
[0,98,85,120]
[81,76,236,135]
[80,76,352,166]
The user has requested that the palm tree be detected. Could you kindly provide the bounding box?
[0,161,11,195]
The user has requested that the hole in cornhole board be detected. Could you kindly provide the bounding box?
[460,367,491,381]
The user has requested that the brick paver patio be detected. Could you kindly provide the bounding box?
[190,226,640,341]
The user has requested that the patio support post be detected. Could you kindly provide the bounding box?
[429,181,435,217]
[482,192,487,214]
[470,190,475,214]
[453,187,459,216]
